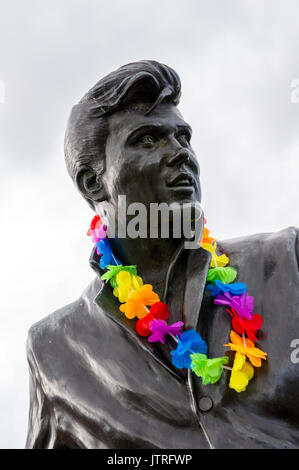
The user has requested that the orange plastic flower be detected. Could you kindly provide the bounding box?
[119,284,160,319]
[201,227,217,244]
[224,330,267,367]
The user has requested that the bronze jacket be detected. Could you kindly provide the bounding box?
[25,227,299,449]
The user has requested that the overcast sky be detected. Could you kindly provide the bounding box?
[0,0,299,448]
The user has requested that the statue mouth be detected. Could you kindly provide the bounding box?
[166,172,195,191]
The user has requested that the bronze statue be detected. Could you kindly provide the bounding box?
[26,60,299,449]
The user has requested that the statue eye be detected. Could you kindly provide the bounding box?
[138,134,157,146]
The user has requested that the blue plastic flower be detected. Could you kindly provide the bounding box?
[97,239,120,269]
[206,280,247,297]
[170,329,208,369]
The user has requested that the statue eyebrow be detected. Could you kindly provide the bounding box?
[126,123,192,144]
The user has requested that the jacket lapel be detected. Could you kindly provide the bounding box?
[91,245,211,382]
[183,246,211,331]
[94,281,186,381]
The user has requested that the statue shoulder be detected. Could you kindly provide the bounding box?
[26,299,79,361]
[218,226,299,263]
[26,276,101,364]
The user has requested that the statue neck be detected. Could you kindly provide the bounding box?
[109,236,184,300]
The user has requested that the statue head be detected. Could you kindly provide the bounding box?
[64,60,201,233]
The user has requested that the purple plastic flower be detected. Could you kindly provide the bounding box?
[148,319,184,344]
[214,292,254,320]
[92,225,107,244]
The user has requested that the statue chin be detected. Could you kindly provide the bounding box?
[95,198,204,245]
[164,201,204,246]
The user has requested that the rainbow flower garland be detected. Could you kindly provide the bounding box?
[88,215,267,392]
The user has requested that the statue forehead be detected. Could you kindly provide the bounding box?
[106,102,188,137]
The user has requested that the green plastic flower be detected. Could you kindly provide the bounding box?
[190,353,229,385]
[206,267,237,284]
[101,265,137,288]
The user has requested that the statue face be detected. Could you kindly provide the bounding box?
[103,102,201,209]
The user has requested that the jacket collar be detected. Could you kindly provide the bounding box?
[91,244,211,382]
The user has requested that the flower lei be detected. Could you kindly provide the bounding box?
[88,215,267,392]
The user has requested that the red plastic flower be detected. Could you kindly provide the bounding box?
[227,307,263,342]
[87,215,102,236]
[136,302,170,336]
[149,302,169,321]
[136,313,154,336]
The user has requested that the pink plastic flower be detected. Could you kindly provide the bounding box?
[148,319,184,344]
[214,292,254,320]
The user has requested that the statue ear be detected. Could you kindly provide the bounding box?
[76,167,107,203]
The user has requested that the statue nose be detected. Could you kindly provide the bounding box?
[167,149,190,167]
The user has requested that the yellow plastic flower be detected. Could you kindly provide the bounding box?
[119,284,160,319]
[229,352,254,392]
[211,253,229,268]
[224,330,267,367]
[113,270,143,303]
[201,241,229,268]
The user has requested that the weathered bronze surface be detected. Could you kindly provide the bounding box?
[26,61,299,449]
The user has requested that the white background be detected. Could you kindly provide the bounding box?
[0,0,298,448]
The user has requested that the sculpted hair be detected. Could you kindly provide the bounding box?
[64,60,181,208]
